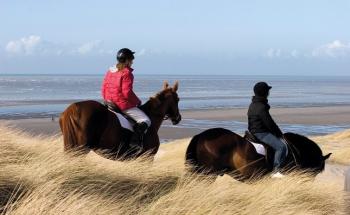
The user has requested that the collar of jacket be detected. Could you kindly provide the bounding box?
[252,96,269,104]
[123,66,134,73]
[109,66,134,73]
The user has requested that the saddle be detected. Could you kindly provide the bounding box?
[102,100,143,151]
[103,101,133,120]
[103,101,136,129]
[244,131,270,155]
[244,130,275,168]
[244,130,291,169]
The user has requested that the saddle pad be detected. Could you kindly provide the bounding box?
[248,139,289,157]
[109,110,134,132]
[249,141,266,156]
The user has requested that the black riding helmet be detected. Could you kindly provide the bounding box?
[253,82,272,97]
[116,48,135,63]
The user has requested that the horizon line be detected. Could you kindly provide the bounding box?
[1,73,350,77]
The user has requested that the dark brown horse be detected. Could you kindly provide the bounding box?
[185,128,331,181]
[59,81,181,159]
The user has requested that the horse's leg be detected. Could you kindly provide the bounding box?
[93,114,125,159]
[137,128,160,159]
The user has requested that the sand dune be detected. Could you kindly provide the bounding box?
[0,124,349,214]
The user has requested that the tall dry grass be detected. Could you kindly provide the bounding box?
[312,129,350,165]
[0,124,348,214]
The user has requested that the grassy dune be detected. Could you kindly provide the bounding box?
[312,130,350,165]
[0,124,348,214]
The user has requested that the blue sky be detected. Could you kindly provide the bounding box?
[1,0,350,75]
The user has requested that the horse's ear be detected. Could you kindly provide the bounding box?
[172,81,179,92]
[323,153,332,160]
[150,96,161,108]
[163,81,169,90]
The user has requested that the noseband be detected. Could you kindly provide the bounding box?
[163,114,180,121]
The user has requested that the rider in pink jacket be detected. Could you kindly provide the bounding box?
[101,48,151,141]
[102,66,141,111]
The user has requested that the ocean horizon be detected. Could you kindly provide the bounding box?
[1,74,350,115]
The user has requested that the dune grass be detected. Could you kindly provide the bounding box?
[0,124,348,214]
[312,129,350,165]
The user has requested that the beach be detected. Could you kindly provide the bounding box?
[2,105,350,139]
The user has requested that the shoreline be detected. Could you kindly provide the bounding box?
[1,105,350,124]
[182,105,350,125]
[1,105,350,140]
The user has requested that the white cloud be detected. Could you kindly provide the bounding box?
[5,35,42,55]
[266,48,282,58]
[4,36,111,57]
[76,40,102,55]
[312,40,350,58]
[264,41,350,59]
[136,48,146,56]
[290,49,299,58]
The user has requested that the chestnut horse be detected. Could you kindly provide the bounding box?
[59,81,181,159]
[185,128,331,181]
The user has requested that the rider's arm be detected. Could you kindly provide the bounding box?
[121,72,141,106]
[259,106,283,137]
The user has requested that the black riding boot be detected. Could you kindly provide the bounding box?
[132,122,149,148]
[120,129,133,146]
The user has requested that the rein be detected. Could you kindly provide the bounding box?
[282,137,301,167]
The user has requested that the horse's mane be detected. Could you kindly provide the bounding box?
[153,88,176,100]
[284,132,323,155]
[285,132,315,144]
[140,87,177,114]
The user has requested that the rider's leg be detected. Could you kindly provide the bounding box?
[254,132,287,171]
[122,107,151,144]
[122,107,151,129]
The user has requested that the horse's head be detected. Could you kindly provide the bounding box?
[284,133,332,174]
[148,81,181,125]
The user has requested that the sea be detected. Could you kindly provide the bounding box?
[1,74,350,135]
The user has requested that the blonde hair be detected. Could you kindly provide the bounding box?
[116,63,127,71]
[116,60,132,71]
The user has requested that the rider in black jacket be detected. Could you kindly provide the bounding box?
[248,82,287,178]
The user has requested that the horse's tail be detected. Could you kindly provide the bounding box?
[185,133,202,173]
[59,104,80,152]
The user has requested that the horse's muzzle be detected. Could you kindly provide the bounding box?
[172,114,181,125]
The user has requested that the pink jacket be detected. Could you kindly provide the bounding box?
[101,66,141,111]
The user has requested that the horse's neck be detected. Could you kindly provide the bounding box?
[284,139,303,166]
[140,101,165,131]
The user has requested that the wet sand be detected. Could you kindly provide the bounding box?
[1,105,350,139]
[183,106,350,125]
[0,118,202,141]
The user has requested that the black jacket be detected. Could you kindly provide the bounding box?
[247,96,283,137]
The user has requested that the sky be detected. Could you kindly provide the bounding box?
[1,0,350,75]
